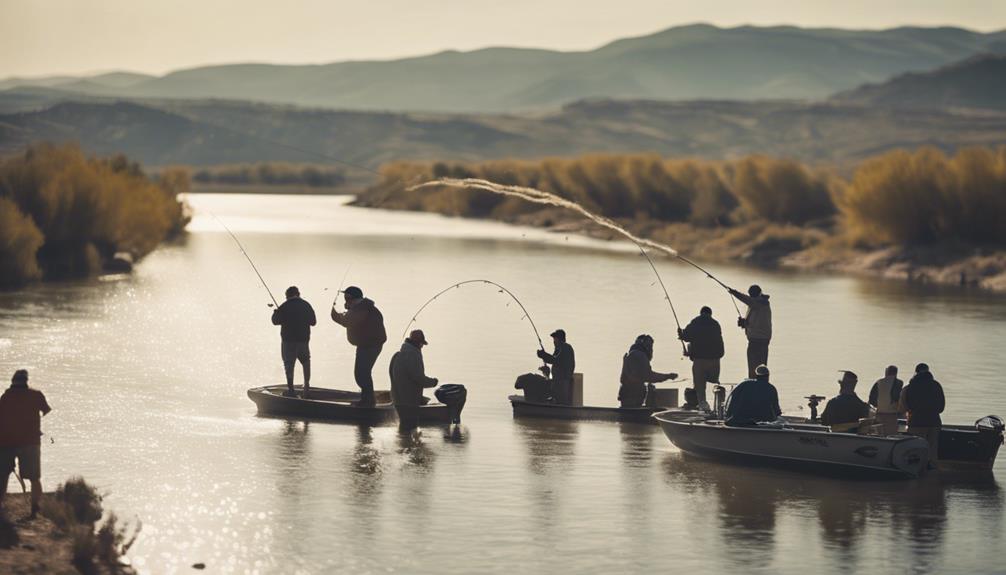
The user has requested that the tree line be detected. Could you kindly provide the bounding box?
[190,162,347,188]
[0,144,190,288]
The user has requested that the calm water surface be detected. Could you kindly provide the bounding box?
[2,194,1005,574]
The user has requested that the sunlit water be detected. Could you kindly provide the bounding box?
[2,194,1005,575]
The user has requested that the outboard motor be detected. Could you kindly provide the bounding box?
[712,385,727,420]
[976,415,1005,443]
[806,395,827,423]
[435,384,467,424]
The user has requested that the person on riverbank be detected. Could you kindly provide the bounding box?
[618,335,677,408]
[0,370,52,518]
[900,363,945,461]
[869,365,904,435]
[537,329,575,405]
[725,364,781,427]
[727,284,772,378]
[390,329,438,431]
[332,286,387,407]
[821,371,871,432]
[271,286,317,398]
[678,306,724,412]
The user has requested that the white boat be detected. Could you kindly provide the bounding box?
[653,410,930,479]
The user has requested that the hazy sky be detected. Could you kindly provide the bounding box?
[3,0,1005,77]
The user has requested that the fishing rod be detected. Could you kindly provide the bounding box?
[674,254,743,318]
[211,213,280,308]
[402,279,545,352]
[636,246,687,355]
[330,265,352,308]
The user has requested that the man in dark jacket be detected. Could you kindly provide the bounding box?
[618,335,677,408]
[821,371,871,432]
[727,284,772,378]
[390,330,438,431]
[725,364,782,426]
[332,286,388,406]
[900,363,946,461]
[537,329,575,405]
[271,286,317,398]
[0,369,52,517]
[678,306,724,411]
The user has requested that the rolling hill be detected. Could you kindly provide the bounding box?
[3,24,1005,113]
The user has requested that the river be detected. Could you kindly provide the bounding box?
[1,194,1004,574]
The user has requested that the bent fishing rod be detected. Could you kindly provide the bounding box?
[635,246,687,355]
[673,254,743,319]
[211,213,280,308]
[402,279,545,352]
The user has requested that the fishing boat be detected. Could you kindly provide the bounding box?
[654,410,931,478]
[509,396,675,424]
[247,385,452,425]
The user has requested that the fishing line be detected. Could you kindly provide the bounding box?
[402,279,544,351]
[674,254,743,318]
[210,212,279,308]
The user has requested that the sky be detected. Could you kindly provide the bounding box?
[2,0,1005,78]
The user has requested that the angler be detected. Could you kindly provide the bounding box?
[727,283,773,378]
[331,286,388,407]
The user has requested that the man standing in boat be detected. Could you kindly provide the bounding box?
[724,364,781,426]
[868,365,904,435]
[271,286,317,398]
[820,371,871,432]
[678,306,724,412]
[727,284,772,378]
[332,286,387,407]
[900,363,945,462]
[389,329,438,431]
[618,334,677,408]
[537,329,575,405]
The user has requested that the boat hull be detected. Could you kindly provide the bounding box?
[509,395,662,424]
[248,385,451,425]
[655,410,929,479]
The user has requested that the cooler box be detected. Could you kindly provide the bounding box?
[647,387,678,408]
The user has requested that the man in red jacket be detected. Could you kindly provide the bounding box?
[0,369,52,518]
[332,286,388,406]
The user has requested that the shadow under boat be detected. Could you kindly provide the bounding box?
[248,384,452,426]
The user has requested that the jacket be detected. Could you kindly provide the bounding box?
[821,392,871,427]
[389,341,438,407]
[539,342,575,382]
[271,297,317,343]
[0,385,51,447]
[730,290,772,341]
[331,298,387,347]
[680,315,725,360]
[725,378,781,426]
[868,376,904,414]
[620,347,666,389]
[900,371,945,427]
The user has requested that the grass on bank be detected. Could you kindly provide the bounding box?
[0,143,190,288]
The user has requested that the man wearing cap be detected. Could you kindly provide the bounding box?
[820,371,872,432]
[618,335,678,408]
[537,329,576,405]
[900,363,945,461]
[271,286,317,398]
[869,365,904,435]
[727,284,772,378]
[725,364,781,427]
[332,286,388,407]
[389,329,439,431]
[0,369,52,518]
[678,306,724,412]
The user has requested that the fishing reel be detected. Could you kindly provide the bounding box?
[736,317,747,329]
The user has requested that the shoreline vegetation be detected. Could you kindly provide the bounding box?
[0,477,138,574]
[0,144,190,289]
[353,147,1006,292]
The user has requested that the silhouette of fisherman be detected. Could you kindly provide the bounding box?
[271,286,317,398]
[331,286,387,407]
[869,365,904,435]
[820,371,871,432]
[537,329,575,405]
[727,284,772,378]
[0,369,52,518]
[900,363,946,464]
[618,334,677,408]
[725,364,781,427]
[678,306,724,412]
[389,329,439,432]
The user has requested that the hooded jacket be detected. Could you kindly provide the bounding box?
[680,314,725,360]
[539,342,575,382]
[389,341,438,407]
[900,371,945,427]
[331,298,387,347]
[731,290,772,341]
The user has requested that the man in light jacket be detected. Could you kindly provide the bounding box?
[390,329,439,431]
[728,284,772,378]
[332,286,387,406]
[869,365,904,435]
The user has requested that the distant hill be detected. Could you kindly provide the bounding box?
[3,98,1005,173]
[833,53,1006,110]
[2,24,1004,113]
